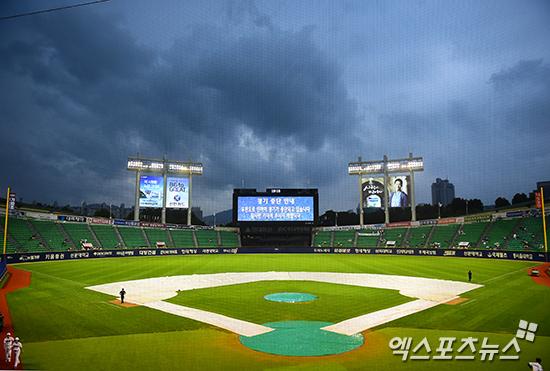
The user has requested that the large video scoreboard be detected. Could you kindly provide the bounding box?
[233,188,318,225]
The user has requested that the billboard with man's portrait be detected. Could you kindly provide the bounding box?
[388,175,411,208]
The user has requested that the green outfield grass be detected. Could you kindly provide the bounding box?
[7,254,550,370]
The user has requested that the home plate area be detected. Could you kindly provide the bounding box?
[87,272,481,356]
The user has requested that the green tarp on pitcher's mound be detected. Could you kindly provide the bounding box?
[239,321,364,356]
[264,292,317,303]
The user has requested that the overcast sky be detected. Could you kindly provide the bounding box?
[1,0,549,215]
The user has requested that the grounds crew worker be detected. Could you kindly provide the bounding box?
[120,288,126,304]
[3,332,14,363]
[12,337,22,368]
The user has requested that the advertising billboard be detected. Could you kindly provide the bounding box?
[388,175,411,208]
[237,196,314,222]
[362,178,385,208]
[8,192,16,212]
[166,177,189,209]
[139,175,164,208]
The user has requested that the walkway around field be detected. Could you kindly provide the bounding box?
[0,266,31,370]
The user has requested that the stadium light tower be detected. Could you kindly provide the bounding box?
[348,153,423,225]
[127,156,203,225]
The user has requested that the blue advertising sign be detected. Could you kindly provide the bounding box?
[237,196,314,222]
[139,175,164,208]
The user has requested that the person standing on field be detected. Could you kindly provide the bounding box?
[528,358,543,371]
[3,332,13,363]
[12,337,22,368]
[468,270,472,282]
[120,288,126,304]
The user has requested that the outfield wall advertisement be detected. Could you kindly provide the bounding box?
[139,175,164,208]
[5,247,547,263]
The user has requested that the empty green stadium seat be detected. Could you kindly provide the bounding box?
[429,224,459,248]
[507,217,545,251]
[332,230,355,247]
[457,222,488,248]
[219,231,240,247]
[62,223,96,248]
[381,227,407,247]
[6,218,44,252]
[405,226,432,248]
[483,219,519,249]
[31,220,69,251]
[195,229,218,247]
[312,231,332,247]
[118,227,148,248]
[169,229,196,248]
[91,225,121,249]
[144,228,172,247]
[356,230,381,247]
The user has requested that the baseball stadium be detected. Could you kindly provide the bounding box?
[1,1,550,371]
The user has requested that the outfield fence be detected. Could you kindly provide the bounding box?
[4,246,547,263]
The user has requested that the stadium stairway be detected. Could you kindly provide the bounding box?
[30,220,70,251]
[168,229,196,248]
[144,228,172,248]
[167,229,176,247]
[404,225,433,248]
[381,227,407,247]
[58,223,77,250]
[141,228,152,248]
[113,226,126,248]
[484,219,520,249]
[476,222,495,248]
[117,226,149,248]
[503,220,524,250]
[86,224,102,248]
[428,224,460,248]
[91,224,122,249]
[464,222,490,248]
[26,220,49,251]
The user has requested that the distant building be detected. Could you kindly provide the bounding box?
[192,207,203,221]
[432,178,455,206]
[537,181,550,195]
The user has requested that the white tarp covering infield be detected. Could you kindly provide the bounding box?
[86,272,482,336]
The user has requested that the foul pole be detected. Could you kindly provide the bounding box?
[541,187,548,261]
[3,187,10,255]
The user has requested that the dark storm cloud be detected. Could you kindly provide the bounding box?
[2,0,549,214]
[0,4,362,212]
[489,59,550,135]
